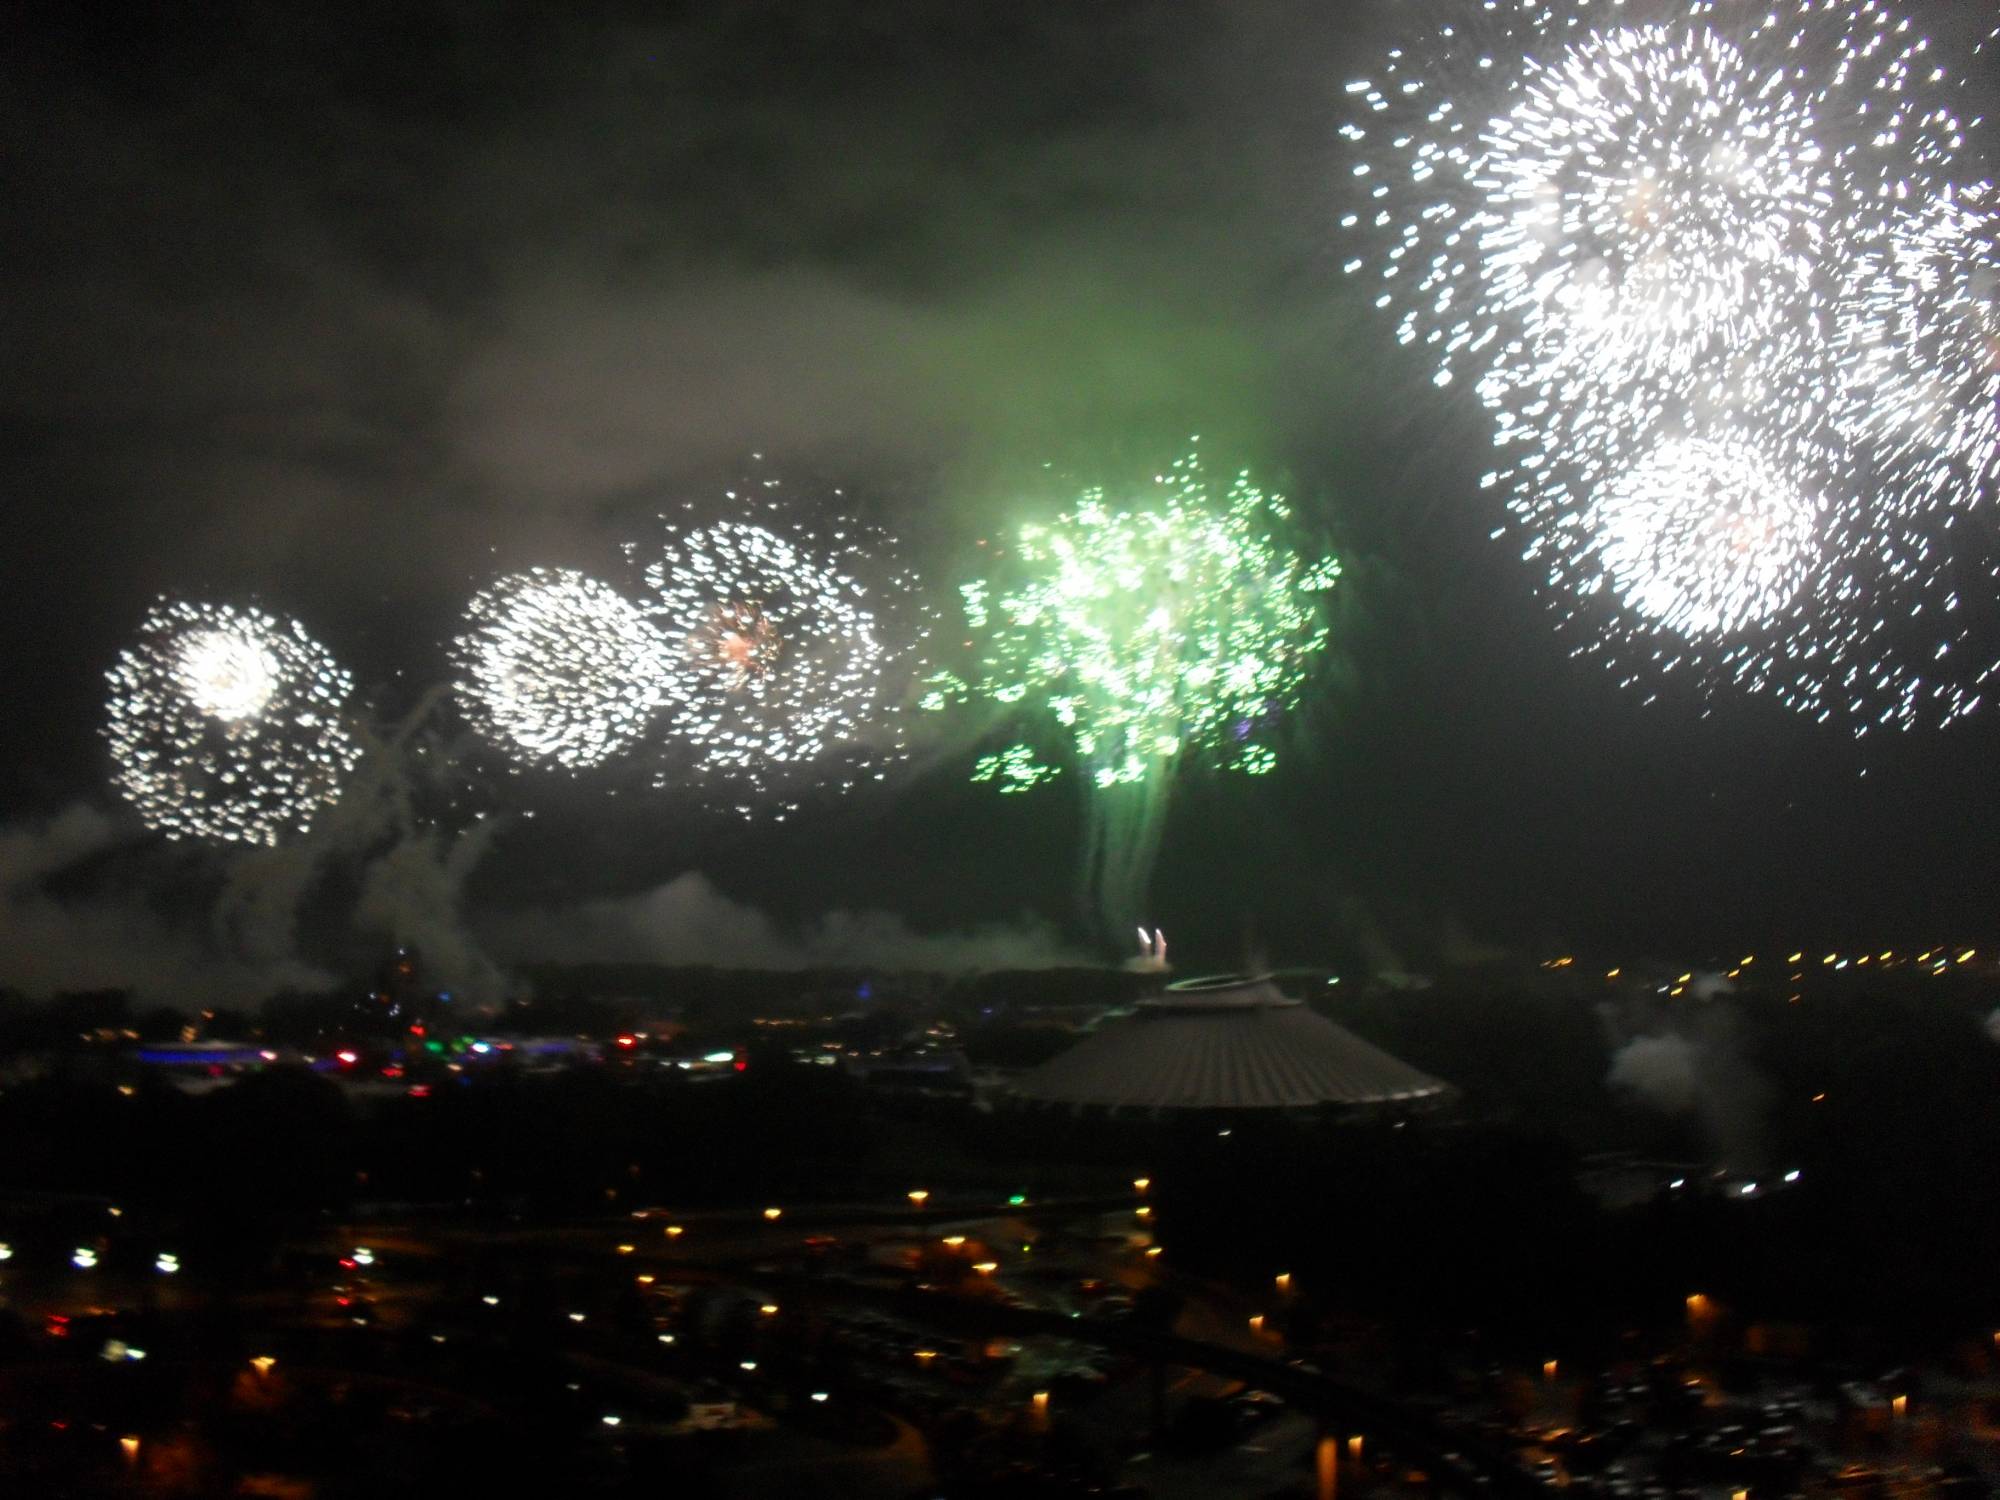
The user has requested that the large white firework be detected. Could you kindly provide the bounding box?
[105,600,361,844]
[1345,0,2000,730]
[1346,0,1980,395]
[453,568,668,770]
[633,476,921,816]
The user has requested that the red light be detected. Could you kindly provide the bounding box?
[339,1257,357,1270]
[733,1057,747,1073]
[408,1084,431,1099]
[336,1050,358,1066]
[381,1066,403,1079]
[615,1034,638,1050]
[409,1024,426,1037]
[336,1296,351,1307]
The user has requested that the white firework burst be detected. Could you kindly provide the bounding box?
[1478,24,1828,392]
[1346,0,1984,396]
[633,476,922,815]
[454,568,668,770]
[105,600,360,845]
[1584,434,1821,637]
[1345,0,2000,731]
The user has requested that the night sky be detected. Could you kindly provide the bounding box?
[5,0,2000,997]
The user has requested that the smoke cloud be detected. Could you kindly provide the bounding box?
[0,805,330,1004]
[489,870,1084,973]
[1605,1002,1771,1171]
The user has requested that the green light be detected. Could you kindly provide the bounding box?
[1008,1194,1027,1206]
[933,448,1337,786]
[931,445,1338,931]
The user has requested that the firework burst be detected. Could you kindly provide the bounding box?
[1344,0,2000,730]
[929,448,1339,931]
[453,568,668,771]
[105,600,361,845]
[1583,434,1822,638]
[634,473,923,816]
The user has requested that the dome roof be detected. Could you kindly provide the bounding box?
[1008,974,1451,1113]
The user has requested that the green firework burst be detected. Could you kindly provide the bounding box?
[930,446,1339,936]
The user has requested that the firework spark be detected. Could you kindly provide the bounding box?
[634,474,922,815]
[454,568,668,770]
[930,448,1339,930]
[105,600,361,845]
[1833,182,2000,506]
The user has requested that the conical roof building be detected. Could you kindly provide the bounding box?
[1008,974,1451,1117]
